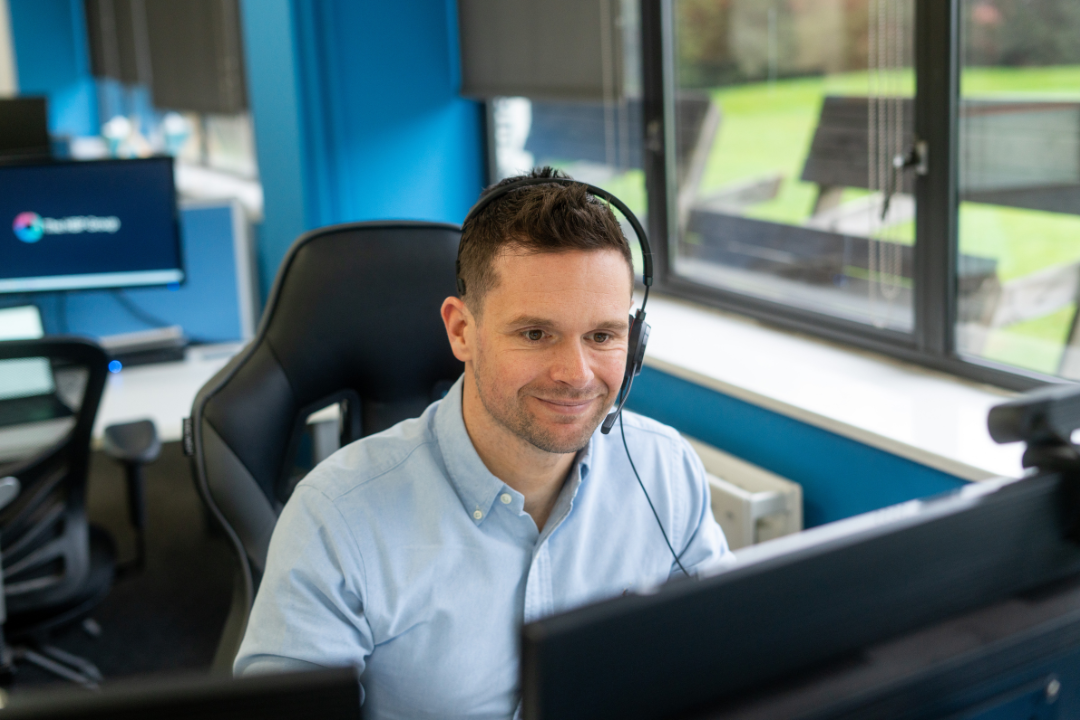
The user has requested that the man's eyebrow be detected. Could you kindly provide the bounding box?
[505,315,629,332]
[594,318,630,332]
[506,315,556,328]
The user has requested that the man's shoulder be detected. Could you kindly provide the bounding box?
[613,410,688,450]
[296,408,440,502]
[596,410,703,483]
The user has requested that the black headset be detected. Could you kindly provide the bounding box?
[459,176,653,436]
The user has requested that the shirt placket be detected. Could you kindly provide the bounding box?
[523,541,553,624]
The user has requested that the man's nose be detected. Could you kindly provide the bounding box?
[550,339,594,388]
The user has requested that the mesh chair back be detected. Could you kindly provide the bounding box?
[0,339,108,615]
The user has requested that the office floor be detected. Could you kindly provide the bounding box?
[7,442,235,692]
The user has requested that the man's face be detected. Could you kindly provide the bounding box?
[465,248,632,454]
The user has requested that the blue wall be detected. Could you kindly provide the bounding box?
[240,0,486,297]
[626,367,969,528]
[7,0,98,137]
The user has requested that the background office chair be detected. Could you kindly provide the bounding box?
[189,221,463,671]
[0,338,135,686]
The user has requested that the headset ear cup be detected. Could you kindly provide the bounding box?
[632,318,650,378]
[623,310,650,388]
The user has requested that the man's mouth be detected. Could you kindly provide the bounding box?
[533,396,600,414]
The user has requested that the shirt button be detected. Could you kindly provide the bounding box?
[473,509,483,520]
[500,493,512,504]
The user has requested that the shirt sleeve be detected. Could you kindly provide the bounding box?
[233,484,374,682]
[671,436,735,577]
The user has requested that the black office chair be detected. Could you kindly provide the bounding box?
[0,338,115,686]
[189,221,464,671]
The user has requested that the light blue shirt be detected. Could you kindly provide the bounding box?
[235,375,729,719]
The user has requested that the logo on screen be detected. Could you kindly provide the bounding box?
[12,212,44,243]
[11,212,121,243]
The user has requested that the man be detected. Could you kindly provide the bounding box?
[234,168,730,719]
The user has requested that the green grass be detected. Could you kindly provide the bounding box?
[693,66,1080,375]
[961,66,1080,99]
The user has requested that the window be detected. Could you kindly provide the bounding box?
[954,0,1080,381]
[637,0,1076,390]
[482,0,1077,389]
[666,0,915,332]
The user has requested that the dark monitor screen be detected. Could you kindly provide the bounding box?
[0,158,183,293]
[1,666,362,720]
[0,97,50,160]
[521,470,1080,720]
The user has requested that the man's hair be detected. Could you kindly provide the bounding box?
[457,166,633,315]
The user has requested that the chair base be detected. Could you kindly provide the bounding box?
[12,643,102,688]
[4,526,115,688]
[6,526,115,640]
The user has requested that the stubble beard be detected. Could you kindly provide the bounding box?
[472,362,612,455]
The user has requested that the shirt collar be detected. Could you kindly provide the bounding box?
[434,376,596,524]
[435,376,507,524]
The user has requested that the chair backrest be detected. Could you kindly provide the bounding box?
[189,221,464,645]
[0,338,108,615]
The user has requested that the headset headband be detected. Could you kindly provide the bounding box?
[459,176,653,294]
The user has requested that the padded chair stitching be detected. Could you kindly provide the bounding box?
[262,337,300,404]
[203,416,268,508]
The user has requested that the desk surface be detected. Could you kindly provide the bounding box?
[94,343,243,445]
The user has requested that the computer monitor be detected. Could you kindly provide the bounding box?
[0,98,50,161]
[520,388,1080,720]
[0,666,362,720]
[0,158,183,294]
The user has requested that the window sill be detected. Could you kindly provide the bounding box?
[641,293,1024,482]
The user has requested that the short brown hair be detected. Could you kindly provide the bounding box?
[457,167,633,315]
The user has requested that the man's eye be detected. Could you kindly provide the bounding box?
[592,332,611,343]
[525,329,544,342]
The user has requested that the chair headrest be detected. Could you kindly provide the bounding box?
[197,222,464,507]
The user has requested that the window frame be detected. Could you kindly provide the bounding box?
[640,0,1058,392]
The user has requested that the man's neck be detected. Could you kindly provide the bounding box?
[460,377,577,532]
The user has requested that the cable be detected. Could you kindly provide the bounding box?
[620,412,689,577]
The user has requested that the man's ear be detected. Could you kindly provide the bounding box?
[441,296,473,363]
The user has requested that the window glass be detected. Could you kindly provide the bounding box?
[489,0,647,274]
[670,0,915,332]
[955,0,1080,378]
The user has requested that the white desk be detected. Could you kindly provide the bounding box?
[0,344,242,463]
[94,343,244,445]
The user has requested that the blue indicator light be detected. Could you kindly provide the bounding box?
[167,282,180,291]
[108,360,123,373]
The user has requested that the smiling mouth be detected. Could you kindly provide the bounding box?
[533,396,600,413]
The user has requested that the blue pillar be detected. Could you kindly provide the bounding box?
[8,0,98,137]
[240,0,485,297]
[238,0,310,298]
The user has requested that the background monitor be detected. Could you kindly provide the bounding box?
[0,158,182,294]
[0,98,50,162]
